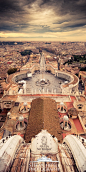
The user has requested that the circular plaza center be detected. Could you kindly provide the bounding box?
[23,71,69,94]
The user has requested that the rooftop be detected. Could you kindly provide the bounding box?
[25,98,63,143]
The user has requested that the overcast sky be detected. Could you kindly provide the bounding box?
[0,0,86,41]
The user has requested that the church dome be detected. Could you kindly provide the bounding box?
[19,115,24,122]
[63,115,69,121]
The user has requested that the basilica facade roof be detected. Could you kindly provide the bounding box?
[25,98,63,143]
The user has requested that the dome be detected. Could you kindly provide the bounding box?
[7,112,11,116]
[23,102,27,106]
[19,102,30,113]
[68,108,78,117]
[63,115,68,121]
[60,102,64,105]
[19,115,24,121]
[0,135,24,172]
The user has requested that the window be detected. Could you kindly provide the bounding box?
[15,102,19,106]
[77,104,83,109]
[65,122,67,127]
[61,107,63,111]
[20,122,22,127]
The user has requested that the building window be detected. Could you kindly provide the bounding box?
[20,122,22,127]
[77,104,83,109]
[61,107,63,111]
[65,122,67,127]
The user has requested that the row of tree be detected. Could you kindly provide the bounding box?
[63,55,86,65]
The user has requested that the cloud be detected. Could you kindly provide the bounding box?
[0,0,86,41]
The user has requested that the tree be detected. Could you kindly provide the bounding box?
[7,68,17,75]
[21,50,32,56]
[80,67,86,71]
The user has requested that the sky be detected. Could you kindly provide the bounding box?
[0,0,86,42]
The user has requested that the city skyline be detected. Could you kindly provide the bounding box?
[0,0,86,42]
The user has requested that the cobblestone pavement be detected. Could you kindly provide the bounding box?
[25,72,68,94]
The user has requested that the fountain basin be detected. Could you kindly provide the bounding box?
[35,79,50,87]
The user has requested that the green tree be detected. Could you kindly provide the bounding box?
[21,50,32,56]
[7,68,17,75]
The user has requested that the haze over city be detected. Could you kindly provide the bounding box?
[0,0,86,41]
